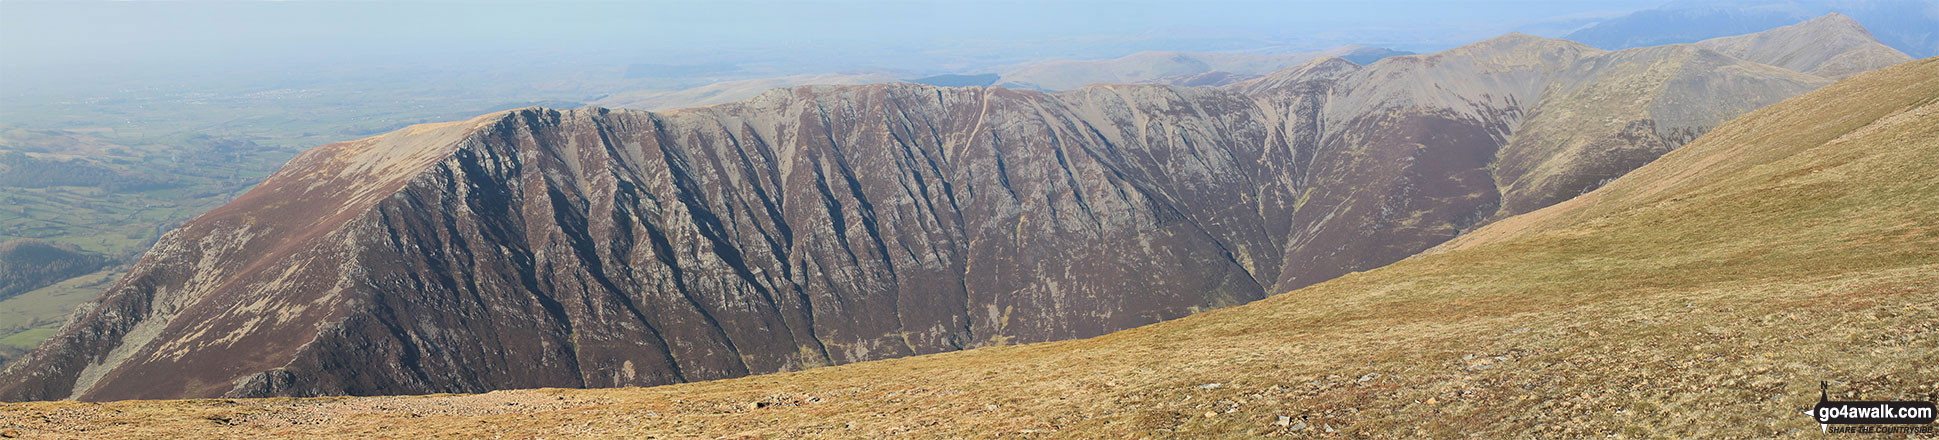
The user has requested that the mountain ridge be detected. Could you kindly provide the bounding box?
[5,54,1933,440]
[0,24,1913,401]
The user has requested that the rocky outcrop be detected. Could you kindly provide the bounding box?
[0,28,1899,401]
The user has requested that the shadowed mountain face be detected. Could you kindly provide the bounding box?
[0,27,1909,401]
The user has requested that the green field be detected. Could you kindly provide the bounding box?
[0,127,298,362]
[0,267,122,362]
[0,328,57,353]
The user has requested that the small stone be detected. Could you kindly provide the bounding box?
[1289,422,1307,431]
[1197,382,1222,389]
[1425,398,1439,405]
[1204,411,1218,418]
[1275,416,1292,426]
[1,429,18,438]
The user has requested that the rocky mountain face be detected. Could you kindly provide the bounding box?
[1224,30,1878,287]
[0,26,1909,401]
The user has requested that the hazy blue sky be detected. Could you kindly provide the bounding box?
[1,1,1671,90]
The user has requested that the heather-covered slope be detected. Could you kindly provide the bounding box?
[6,49,1934,440]
[0,26,1908,402]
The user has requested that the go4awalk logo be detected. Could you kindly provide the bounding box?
[1807,382,1937,434]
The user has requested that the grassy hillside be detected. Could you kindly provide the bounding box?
[1,59,1933,438]
[0,238,115,363]
[0,239,108,299]
[0,267,121,363]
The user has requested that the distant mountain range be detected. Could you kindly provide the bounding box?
[982,45,1411,91]
[591,46,1413,110]
[906,74,1000,88]
[1567,0,1939,58]
[1693,13,1913,78]
[589,72,905,110]
[0,16,1912,402]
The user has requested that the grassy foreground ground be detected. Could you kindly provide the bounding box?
[1,59,1935,439]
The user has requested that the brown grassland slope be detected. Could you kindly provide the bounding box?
[1,57,1933,439]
